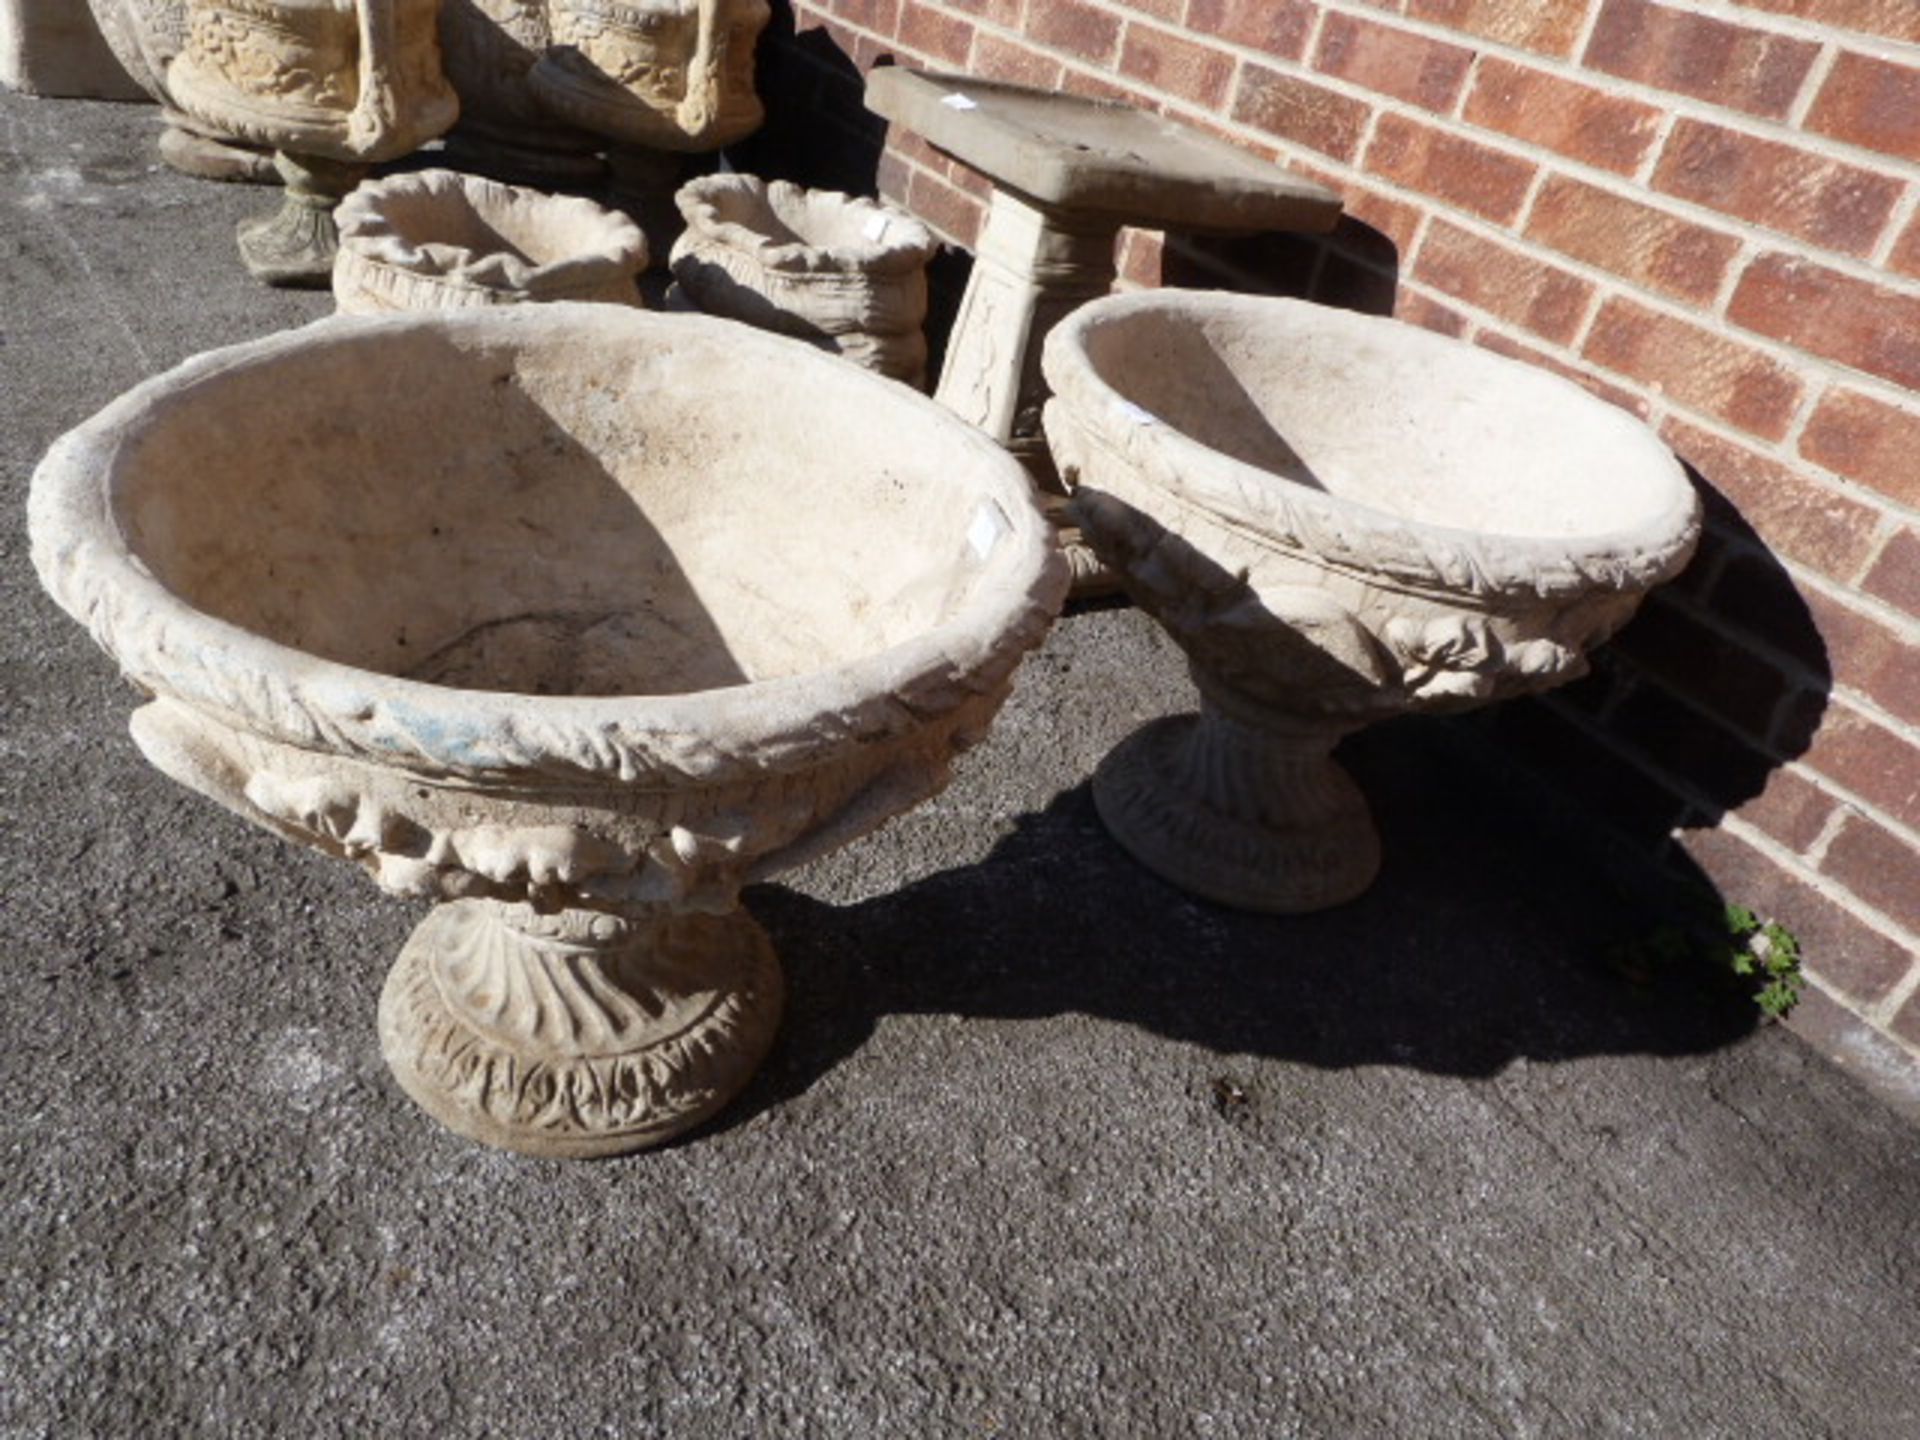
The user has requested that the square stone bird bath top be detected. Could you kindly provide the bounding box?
[864,68,1343,233]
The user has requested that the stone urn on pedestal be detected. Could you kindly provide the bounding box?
[30,305,1065,1157]
[1042,291,1701,913]
[669,175,937,386]
[167,0,459,284]
[333,169,648,311]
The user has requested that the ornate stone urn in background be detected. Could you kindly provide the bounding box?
[434,0,769,252]
[85,0,275,179]
[529,0,769,242]
[30,305,1066,1157]
[670,175,937,386]
[1043,290,1701,914]
[334,169,647,311]
[436,0,606,186]
[167,0,459,284]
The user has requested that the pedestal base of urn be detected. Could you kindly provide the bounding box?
[1092,713,1381,914]
[377,899,784,1158]
[158,112,276,184]
[237,153,367,287]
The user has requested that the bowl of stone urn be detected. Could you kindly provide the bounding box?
[1042,290,1700,914]
[334,169,648,312]
[29,305,1067,1157]
[167,0,460,285]
[670,174,938,386]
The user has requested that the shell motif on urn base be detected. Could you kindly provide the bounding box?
[167,0,460,284]
[379,900,781,1156]
[30,306,1066,1156]
[1044,290,1702,913]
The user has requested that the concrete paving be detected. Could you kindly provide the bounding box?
[4,92,1919,1438]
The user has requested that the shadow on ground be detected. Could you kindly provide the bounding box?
[729,714,1762,1132]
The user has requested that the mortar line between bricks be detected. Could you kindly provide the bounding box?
[1786,40,1842,130]
[1774,372,1828,458]
[1632,105,1684,192]
[1805,803,1851,869]
[1869,185,1920,270]
[1568,0,1610,63]
[1868,951,1920,1031]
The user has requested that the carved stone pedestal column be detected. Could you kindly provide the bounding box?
[936,189,1123,591]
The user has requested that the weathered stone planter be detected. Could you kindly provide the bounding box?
[1043,291,1701,913]
[670,175,937,385]
[334,170,647,312]
[167,0,459,285]
[30,305,1067,1156]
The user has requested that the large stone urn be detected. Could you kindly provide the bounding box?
[437,0,768,249]
[333,169,647,311]
[30,305,1065,1157]
[167,0,460,284]
[1042,291,1701,913]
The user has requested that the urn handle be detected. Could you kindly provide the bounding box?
[346,0,404,155]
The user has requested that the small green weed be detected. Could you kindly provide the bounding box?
[1722,903,1804,1020]
[1605,900,1805,1020]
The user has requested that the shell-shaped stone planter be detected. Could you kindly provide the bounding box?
[1043,290,1701,915]
[670,174,938,386]
[30,305,1067,1157]
[334,170,648,312]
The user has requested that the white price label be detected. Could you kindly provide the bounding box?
[967,501,1011,559]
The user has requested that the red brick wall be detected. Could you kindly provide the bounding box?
[781,0,1920,1053]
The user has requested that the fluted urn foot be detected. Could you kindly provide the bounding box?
[238,153,367,287]
[1093,709,1380,915]
[378,899,784,1158]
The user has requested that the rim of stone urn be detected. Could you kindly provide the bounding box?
[1042,289,1702,604]
[336,171,649,295]
[673,175,939,277]
[29,307,1068,792]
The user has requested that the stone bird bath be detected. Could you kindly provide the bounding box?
[1043,290,1701,914]
[30,305,1066,1157]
